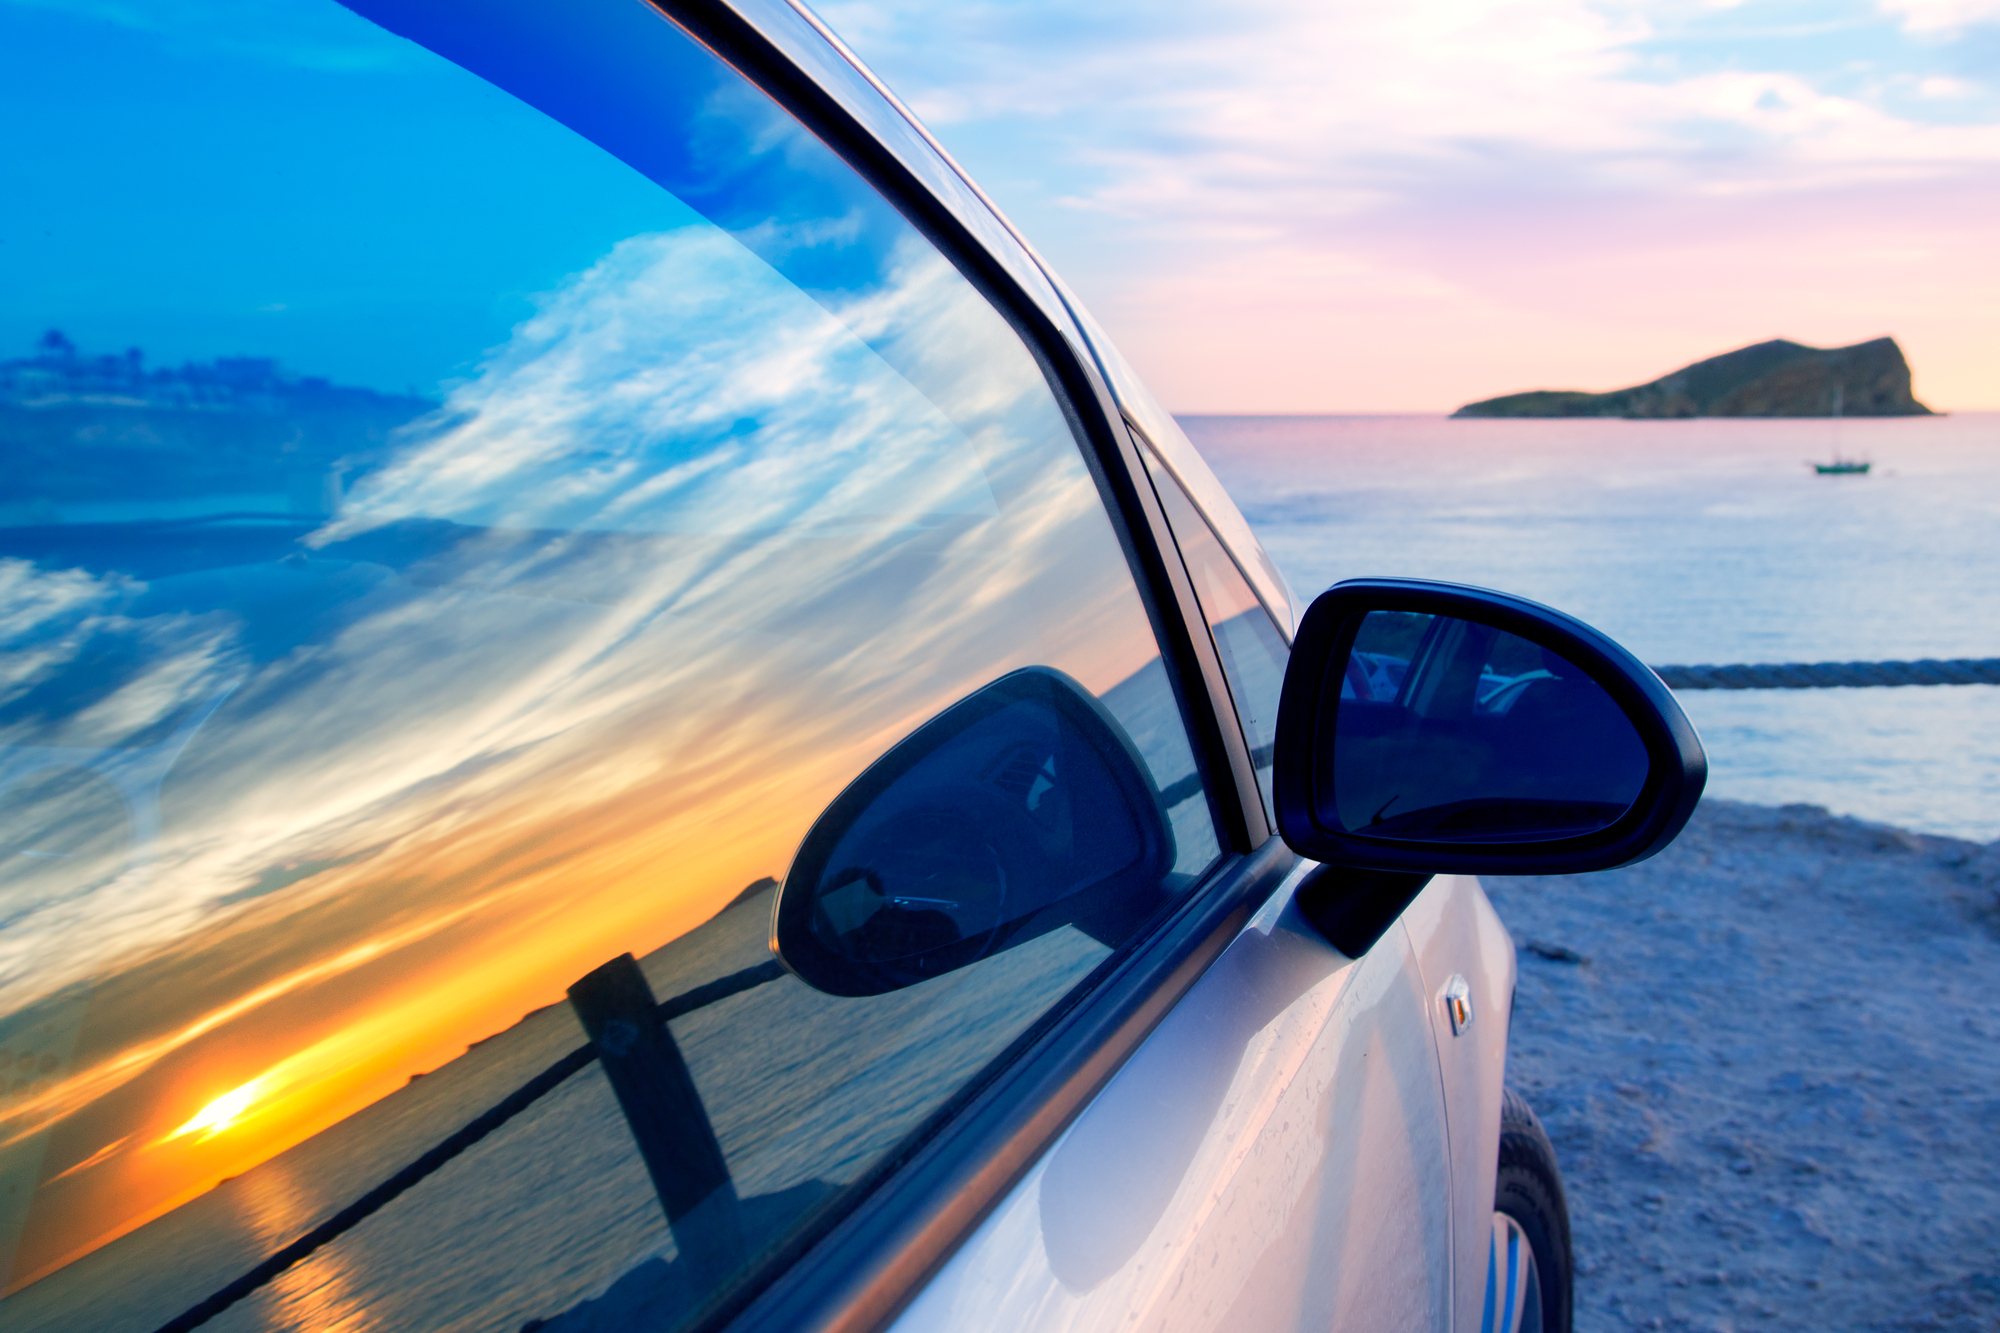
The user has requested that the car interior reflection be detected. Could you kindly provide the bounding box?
[1329,611,1650,841]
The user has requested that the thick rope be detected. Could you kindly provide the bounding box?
[1650,658,2000,690]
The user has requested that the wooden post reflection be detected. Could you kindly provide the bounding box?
[567,953,746,1285]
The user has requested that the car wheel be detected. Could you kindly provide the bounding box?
[1487,1086,1574,1333]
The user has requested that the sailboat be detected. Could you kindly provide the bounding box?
[1811,385,1870,474]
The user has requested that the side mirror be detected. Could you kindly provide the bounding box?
[772,668,1175,997]
[1274,579,1705,877]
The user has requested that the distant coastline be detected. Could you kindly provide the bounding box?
[1453,336,1932,419]
[1,330,431,522]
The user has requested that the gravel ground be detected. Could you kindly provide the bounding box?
[1482,799,2000,1333]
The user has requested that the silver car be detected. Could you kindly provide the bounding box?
[0,2,1703,1331]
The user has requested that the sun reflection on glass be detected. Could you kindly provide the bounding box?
[168,1077,267,1141]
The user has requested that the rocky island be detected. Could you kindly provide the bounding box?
[1454,336,1932,418]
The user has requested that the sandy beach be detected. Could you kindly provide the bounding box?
[1484,799,2000,1332]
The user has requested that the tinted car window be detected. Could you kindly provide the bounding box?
[1138,445,1289,818]
[0,2,1220,1328]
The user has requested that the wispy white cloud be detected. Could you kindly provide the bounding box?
[816,0,2000,409]
[1878,0,2000,32]
[328,226,1001,538]
[827,0,1999,222]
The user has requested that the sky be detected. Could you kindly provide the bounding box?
[5,0,1989,413]
[816,0,2000,412]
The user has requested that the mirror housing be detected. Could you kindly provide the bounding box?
[1274,579,1706,876]
[773,667,1174,997]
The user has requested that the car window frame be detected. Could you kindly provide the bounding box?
[1129,419,1291,814]
[583,1,1298,1329]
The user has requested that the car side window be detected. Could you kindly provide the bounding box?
[1137,443,1291,818]
[0,2,1221,1329]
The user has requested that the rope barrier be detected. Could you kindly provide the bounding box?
[1650,658,2000,690]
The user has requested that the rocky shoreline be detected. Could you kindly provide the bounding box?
[1485,799,2000,1331]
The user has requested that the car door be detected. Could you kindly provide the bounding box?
[0,0,1292,1330]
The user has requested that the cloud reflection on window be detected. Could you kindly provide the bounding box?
[324,226,1002,540]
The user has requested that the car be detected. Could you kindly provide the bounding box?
[0,1,1704,1331]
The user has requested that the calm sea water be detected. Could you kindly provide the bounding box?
[1185,412,2000,841]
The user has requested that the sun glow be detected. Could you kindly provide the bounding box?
[168,1078,267,1141]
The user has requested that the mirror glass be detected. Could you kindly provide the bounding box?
[1327,610,1649,841]
[778,668,1174,995]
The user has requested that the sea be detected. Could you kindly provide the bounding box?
[1183,412,2000,843]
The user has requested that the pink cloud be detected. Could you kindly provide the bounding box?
[825,0,2000,411]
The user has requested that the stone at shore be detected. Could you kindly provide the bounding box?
[1454,336,1933,418]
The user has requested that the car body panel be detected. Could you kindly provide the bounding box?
[888,863,1464,1333]
[1401,875,1521,1333]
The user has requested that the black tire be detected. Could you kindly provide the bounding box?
[1495,1086,1574,1333]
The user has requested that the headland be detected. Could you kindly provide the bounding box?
[1454,336,1932,418]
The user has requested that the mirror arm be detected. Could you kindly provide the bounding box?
[1292,864,1433,958]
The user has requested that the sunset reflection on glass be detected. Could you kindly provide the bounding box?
[167,1080,267,1142]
